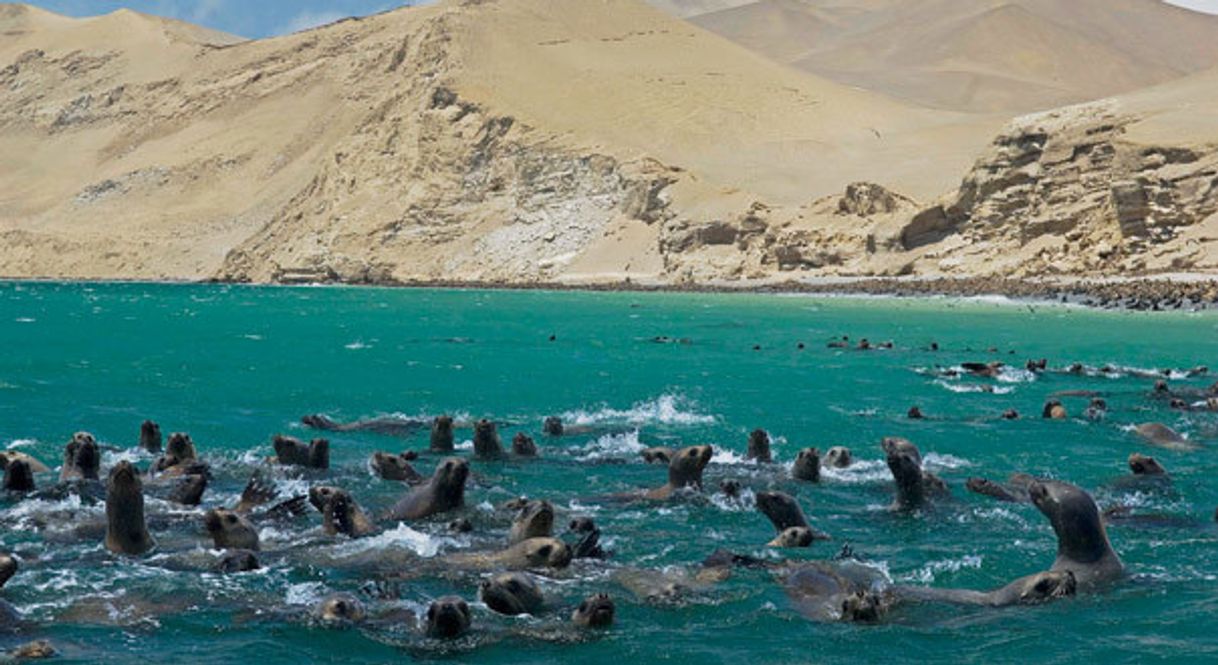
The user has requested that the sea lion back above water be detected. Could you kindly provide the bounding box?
[272,435,330,469]
[386,457,469,521]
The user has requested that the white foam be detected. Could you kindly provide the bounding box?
[573,430,645,462]
[334,523,463,558]
[821,459,890,484]
[710,487,755,512]
[923,452,972,470]
[898,554,983,584]
[933,379,1015,395]
[5,438,37,449]
[286,582,328,607]
[561,393,717,427]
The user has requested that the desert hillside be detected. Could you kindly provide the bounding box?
[679,0,1218,113]
[0,0,1216,287]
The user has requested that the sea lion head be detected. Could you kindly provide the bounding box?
[448,517,473,533]
[1002,409,1020,420]
[511,537,572,569]
[1128,453,1166,476]
[166,432,197,461]
[108,460,141,493]
[718,478,742,498]
[882,437,927,507]
[139,420,162,453]
[747,429,771,462]
[792,447,821,482]
[824,446,852,468]
[430,415,455,451]
[433,456,470,496]
[840,590,887,623]
[308,485,340,512]
[572,593,615,628]
[479,572,544,616]
[542,416,564,437]
[272,435,307,465]
[907,406,925,419]
[1042,400,1067,419]
[0,553,17,589]
[3,459,34,493]
[215,549,260,573]
[314,593,367,626]
[65,432,101,480]
[1017,570,1077,604]
[473,419,503,458]
[755,490,807,531]
[424,596,471,639]
[512,432,538,457]
[640,447,674,465]
[203,508,260,551]
[509,500,554,543]
[768,526,815,548]
[569,517,597,533]
[668,445,713,489]
[1028,480,1111,564]
[1154,379,1170,393]
[371,452,418,481]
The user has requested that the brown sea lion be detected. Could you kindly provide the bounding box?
[448,537,573,570]
[572,593,615,628]
[747,429,772,463]
[640,447,675,465]
[882,437,948,510]
[907,406,925,420]
[313,593,367,626]
[962,362,1002,378]
[204,508,260,551]
[105,461,155,556]
[2,459,34,493]
[425,596,471,639]
[60,432,100,482]
[473,419,506,460]
[824,446,853,468]
[271,435,329,470]
[1028,479,1124,588]
[151,432,199,476]
[370,452,423,482]
[168,473,207,506]
[755,491,829,540]
[1134,423,1198,451]
[792,448,820,482]
[508,500,554,545]
[309,486,379,538]
[1042,400,1068,420]
[6,641,55,660]
[430,415,455,452]
[768,526,816,548]
[0,451,50,474]
[302,414,425,437]
[644,445,712,500]
[480,572,545,616]
[139,420,162,453]
[1128,453,1166,476]
[897,570,1077,606]
[568,517,608,559]
[216,549,260,573]
[0,553,17,589]
[511,433,538,457]
[385,457,469,521]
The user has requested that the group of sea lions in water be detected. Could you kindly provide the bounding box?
[0,347,1215,656]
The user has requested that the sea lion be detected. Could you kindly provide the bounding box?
[755,491,829,540]
[640,447,675,465]
[1042,400,1068,420]
[644,445,713,500]
[480,572,545,616]
[424,596,471,639]
[792,448,820,482]
[449,518,473,533]
[1134,423,1198,451]
[508,500,554,544]
[781,560,890,622]
[572,593,614,628]
[897,570,1077,606]
[768,526,816,548]
[302,413,425,437]
[512,433,538,457]
[543,416,564,437]
[1001,409,1020,420]
[1128,453,1166,476]
[568,517,607,559]
[824,446,852,469]
[430,415,455,452]
[139,420,162,453]
[1028,479,1124,588]
[2,459,34,493]
[151,432,199,475]
[60,432,100,482]
[747,429,772,463]
[105,461,155,556]
[271,435,329,470]
[203,508,260,551]
[719,478,743,499]
[1083,398,1108,421]
[233,471,277,514]
[386,457,469,521]
[313,593,367,626]
[370,452,423,482]
[882,437,948,510]
[0,451,50,474]
[962,362,1002,378]
[473,419,506,459]
[449,537,573,570]
[966,476,1031,503]
[907,406,925,420]
[168,473,207,506]
[5,641,55,660]
[216,549,260,573]
[310,486,379,538]
[0,553,17,589]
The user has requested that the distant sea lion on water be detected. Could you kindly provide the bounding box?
[824,446,852,469]
[1128,453,1166,476]
[310,486,379,538]
[1042,400,1068,420]
[60,432,100,482]
[882,437,948,510]
[961,362,1002,378]
[430,415,455,452]
[386,457,469,521]
[139,420,162,453]
[542,416,628,438]
[1083,398,1108,421]
[907,406,925,420]
[302,413,426,437]
[791,448,820,482]
[480,572,545,616]
[966,474,1037,503]
[572,593,615,628]
[370,452,423,483]
[473,419,507,460]
[425,596,472,639]
[1134,423,1198,451]
[747,429,772,463]
[271,435,329,470]
[512,433,538,457]
[105,461,155,556]
[568,517,608,559]
[1028,479,1124,588]
[3,459,35,493]
[204,508,260,551]
[769,526,817,548]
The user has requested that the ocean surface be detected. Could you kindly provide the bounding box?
[1,282,1216,664]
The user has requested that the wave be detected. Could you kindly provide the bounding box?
[333,523,464,558]
[572,430,644,462]
[897,553,984,584]
[933,379,1015,395]
[561,393,717,427]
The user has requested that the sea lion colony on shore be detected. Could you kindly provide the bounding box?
[0,348,1215,656]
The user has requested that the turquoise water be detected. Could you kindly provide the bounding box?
[1,282,1217,664]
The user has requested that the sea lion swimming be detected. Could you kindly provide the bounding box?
[448,537,573,571]
[0,553,17,589]
[2,459,34,493]
[824,446,852,469]
[1028,479,1124,588]
[60,432,100,482]
[966,475,1035,503]
[430,415,455,452]
[473,419,506,460]
[907,406,925,420]
[768,527,817,548]
[271,435,329,469]
[568,517,608,559]
[204,508,260,551]
[640,447,675,465]
[370,452,423,483]
[313,593,367,627]
[480,572,545,616]
[781,560,890,622]
[508,500,554,545]
[105,461,155,556]
[1042,400,1068,420]
[962,362,1002,378]
[386,457,469,521]
[302,413,426,437]
[897,570,1077,607]
[168,473,207,506]
[755,491,829,540]
[882,437,948,510]
[1128,453,1166,476]
[1134,423,1198,451]
[310,486,379,538]
[139,420,162,453]
[791,448,820,482]
[1083,398,1108,421]
[0,451,50,475]
[644,445,713,500]
[425,596,471,639]
[571,593,614,628]
[151,432,200,476]
[216,549,260,573]
[747,429,772,463]
[512,433,538,457]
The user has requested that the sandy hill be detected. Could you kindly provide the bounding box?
[681,0,1218,113]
